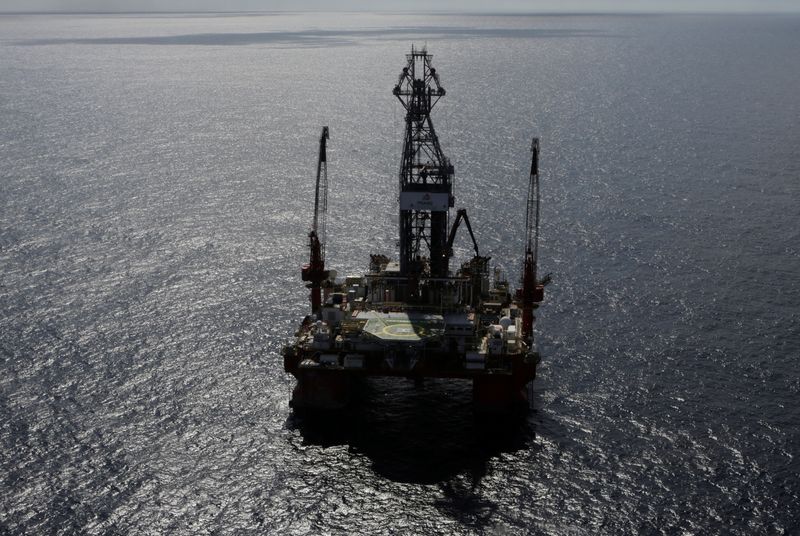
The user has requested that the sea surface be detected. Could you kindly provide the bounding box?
[1,11,799,535]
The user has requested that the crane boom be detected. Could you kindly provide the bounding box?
[301,127,331,314]
[312,126,330,246]
[521,137,543,341]
[525,137,540,263]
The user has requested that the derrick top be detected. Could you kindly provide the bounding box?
[393,46,446,115]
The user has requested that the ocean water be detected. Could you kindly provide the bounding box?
[1,11,799,535]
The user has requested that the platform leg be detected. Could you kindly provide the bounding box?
[472,375,529,413]
[291,369,351,411]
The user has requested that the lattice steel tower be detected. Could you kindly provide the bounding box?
[393,46,454,278]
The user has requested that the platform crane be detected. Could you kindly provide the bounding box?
[521,137,545,341]
[301,127,330,315]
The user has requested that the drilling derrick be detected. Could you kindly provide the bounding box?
[393,46,454,279]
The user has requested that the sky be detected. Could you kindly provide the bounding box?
[1,0,799,13]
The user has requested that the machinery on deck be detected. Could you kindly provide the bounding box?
[284,47,547,412]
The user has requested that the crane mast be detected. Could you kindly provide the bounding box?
[301,126,330,314]
[521,137,543,341]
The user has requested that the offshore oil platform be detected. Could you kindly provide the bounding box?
[283,47,547,412]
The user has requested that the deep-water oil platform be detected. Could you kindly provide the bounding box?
[284,47,547,412]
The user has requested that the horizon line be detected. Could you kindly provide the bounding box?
[2,9,800,15]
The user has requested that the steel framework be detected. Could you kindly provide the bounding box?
[393,46,454,278]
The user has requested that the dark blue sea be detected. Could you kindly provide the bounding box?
[1,12,799,535]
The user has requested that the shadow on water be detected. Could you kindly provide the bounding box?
[15,27,614,47]
[287,378,535,531]
[286,378,535,485]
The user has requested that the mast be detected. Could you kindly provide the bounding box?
[521,137,541,341]
[393,45,454,278]
[301,127,330,314]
